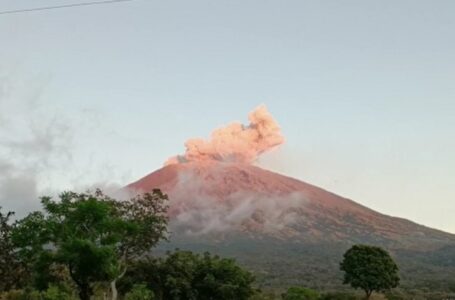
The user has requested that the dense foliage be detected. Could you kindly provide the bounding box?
[0,190,263,300]
[340,245,399,299]
[2,190,454,299]
[0,209,26,291]
[120,250,256,300]
[282,287,319,300]
[9,189,168,300]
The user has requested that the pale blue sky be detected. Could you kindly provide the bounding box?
[0,0,454,232]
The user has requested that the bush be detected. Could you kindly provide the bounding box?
[249,291,277,300]
[124,284,154,300]
[282,287,319,300]
[40,285,77,300]
[0,290,26,300]
[0,285,77,300]
[121,251,256,300]
[319,291,357,300]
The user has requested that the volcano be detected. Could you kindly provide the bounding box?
[127,161,454,248]
[126,106,455,292]
[126,161,455,291]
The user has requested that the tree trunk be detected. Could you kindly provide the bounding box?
[365,290,372,299]
[69,265,92,300]
[79,285,92,300]
[110,265,127,300]
[110,279,118,300]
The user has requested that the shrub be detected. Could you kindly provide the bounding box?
[282,287,319,300]
[319,291,357,300]
[124,284,154,300]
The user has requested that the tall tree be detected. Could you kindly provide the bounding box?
[12,189,168,300]
[340,244,399,299]
[0,208,27,291]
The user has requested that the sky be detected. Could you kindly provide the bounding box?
[0,0,454,232]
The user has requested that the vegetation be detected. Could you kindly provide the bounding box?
[1,190,455,299]
[5,190,169,300]
[318,292,356,300]
[120,250,256,300]
[0,208,26,291]
[282,287,319,300]
[340,245,400,299]
[124,284,154,300]
[0,190,261,300]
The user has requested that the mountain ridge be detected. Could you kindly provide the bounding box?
[127,161,455,248]
[126,161,455,291]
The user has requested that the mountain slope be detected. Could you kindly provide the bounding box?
[126,161,455,291]
[127,161,454,248]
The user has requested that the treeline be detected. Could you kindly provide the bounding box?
[0,189,444,300]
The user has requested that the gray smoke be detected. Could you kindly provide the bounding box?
[167,169,308,236]
[0,72,72,216]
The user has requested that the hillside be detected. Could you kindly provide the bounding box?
[127,161,455,292]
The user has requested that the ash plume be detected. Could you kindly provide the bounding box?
[166,105,284,165]
[167,168,307,236]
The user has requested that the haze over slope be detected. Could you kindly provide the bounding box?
[127,106,455,249]
[126,106,455,290]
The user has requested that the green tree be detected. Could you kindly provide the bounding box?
[12,189,168,300]
[281,287,319,300]
[0,208,27,291]
[194,252,256,300]
[124,284,154,300]
[121,250,256,300]
[340,244,400,299]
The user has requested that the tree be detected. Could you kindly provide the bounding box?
[107,190,169,300]
[12,189,168,300]
[0,208,27,291]
[194,251,256,300]
[124,284,154,300]
[121,250,256,300]
[340,244,400,299]
[281,287,319,300]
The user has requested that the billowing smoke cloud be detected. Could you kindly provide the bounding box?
[165,169,307,237]
[0,69,141,217]
[0,73,72,216]
[166,105,284,165]
[136,105,304,236]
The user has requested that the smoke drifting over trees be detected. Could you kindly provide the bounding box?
[0,71,133,216]
[0,74,72,215]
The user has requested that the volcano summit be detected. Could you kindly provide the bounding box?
[127,106,455,290]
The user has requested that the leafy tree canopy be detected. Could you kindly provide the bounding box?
[125,284,155,300]
[0,208,27,291]
[340,244,399,299]
[11,189,168,300]
[121,250,256,300]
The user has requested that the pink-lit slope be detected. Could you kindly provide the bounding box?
[127,161,455,248]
